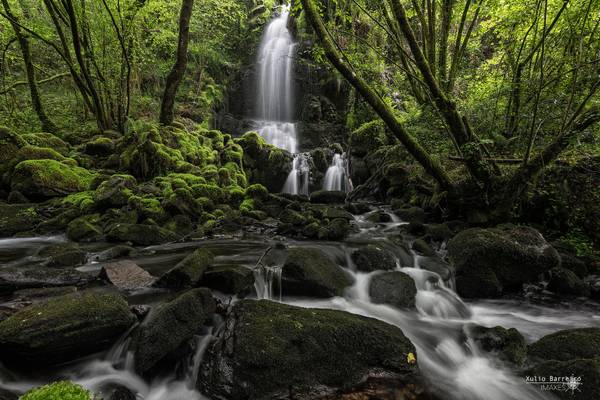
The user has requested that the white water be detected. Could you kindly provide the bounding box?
[251,6,311,194]
[323,153,352,192]
[282,153,310,196]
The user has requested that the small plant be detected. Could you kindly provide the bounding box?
[559,230,595,257]
[19,381,92,400]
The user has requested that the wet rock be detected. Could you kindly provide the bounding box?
[559,253,588,278]
[106,223,178,246]
[467,324,526,365]
[411,239,436,257]
[199,300,421,400]
[0,267,96,294]
[547,267,590,296]
[39,242,87,268]
[524,358,600,400]
[84,137,115,157]
[424,223,453,242]
[448,225,559,298]
[366,210,392,223]
[586,275,600,299]
[394,207,425,224]
[282,247,353,297]
[352,245,396,272]
[279,208,306,225]
[100,260,155,290]
[200,264,254,295]
[528,328,600,362]
[418,257,453,281]
[0,388,17,400]
[326,218,350,240]
[369,271,417,309]
[310,190,346,204]
[7,191,28,204]
[0,291,136,367]
[133,288,215,374]
[322,207,354,220]
[67,214,103,242]
[154,249,214,290]
[91,245,135,262]
[108,386,136,400]
[11,159,94,198]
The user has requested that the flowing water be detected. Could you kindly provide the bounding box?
[1,214,598,399]
[251,6,311,195]
[323,153,352,192]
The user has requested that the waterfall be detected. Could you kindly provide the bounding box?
[323,153,352,192]
[252,6,310,194]
[283,153,311,196]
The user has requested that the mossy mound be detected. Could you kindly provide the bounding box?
[349,120,390,157]
[19,381,91,400]
[0,291,135,366]
[281,247,354,297]
[0,127,27,165]
[448,225,559,298]
[154,248,214,290]
[369,271,417,309]
[528,328,600,362]
[352,245,397,272]
[11,160,94,198]
[0,203,42,236]
[199,300,421,400]
[20,132,69,155]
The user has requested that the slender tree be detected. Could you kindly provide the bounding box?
[159,0,194,125]
[1,0,57,133]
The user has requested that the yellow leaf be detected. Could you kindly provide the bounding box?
[407,352,416,364]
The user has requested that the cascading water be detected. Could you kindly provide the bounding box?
[323,153,352,192]
[252,6,310,194]
[282,153,311,196]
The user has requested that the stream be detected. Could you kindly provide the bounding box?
[1,212,598,400]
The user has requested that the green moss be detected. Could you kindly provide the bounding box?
[21,133,69,155]
[193,183,228,203]
[60,191,96,213]
[221,143,244,165]
[528,328,600,362]
[197,197,215,212]
[245,183,269,200]
[12,159,94,198]
[19,381,92,400]
[14,145,66,163]
[349,120,390,156]
[239,198,255,213]
[128,195,164,220]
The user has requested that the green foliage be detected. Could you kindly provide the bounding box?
[19,381,92,400]
[558,230,595,257]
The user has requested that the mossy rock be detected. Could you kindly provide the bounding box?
[39,242,87,268]
[349,120,390,156]
[326,217,350,240]
[133,288,215,374]
[0,127,27,165]
[67,214,103,242]
[0,291,135,367]
[106,223,178,246]
[448,225,559,297]
[21,132,69,155]
[12,145,66,165]
[154,249,214,290]
[467,324,526,366]
[0,266,94,295]
[94,174,137,208]
[547,267,590,296]
[369,271,417,309]
[19,381,92,400]
[310,190,346,204]
[524,358,600,400]
[11,160,94,199]
[84,136,115,156]
[393,206,426,224]
[281,247,354,297]
[351,245,396,272]
[200,265,254,295]
[528,328,600,362]
[412,239,436,257]
[199,300,421,400]
[0,203,42,237]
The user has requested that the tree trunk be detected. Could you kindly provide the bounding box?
[1,0,57,133]
[160,0,194,125]
[300,0,455,192]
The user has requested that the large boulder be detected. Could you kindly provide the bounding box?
[0,203,42,237]
[39,242,87,268]
[200,265,254,295]
[106,223,178,246]
[154,249,214,290]
[467,324,527,365]
[352,245,397,272]
[133,288,215,374]
[448,225,559,298]
[282,247,354,297]
[547,267,590,296]
[369,271,417,308]
[528,328,600,362]
[0,266,96,294]
[11,160,94,198]
[0,291,135,366]
[199,300,421,400]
